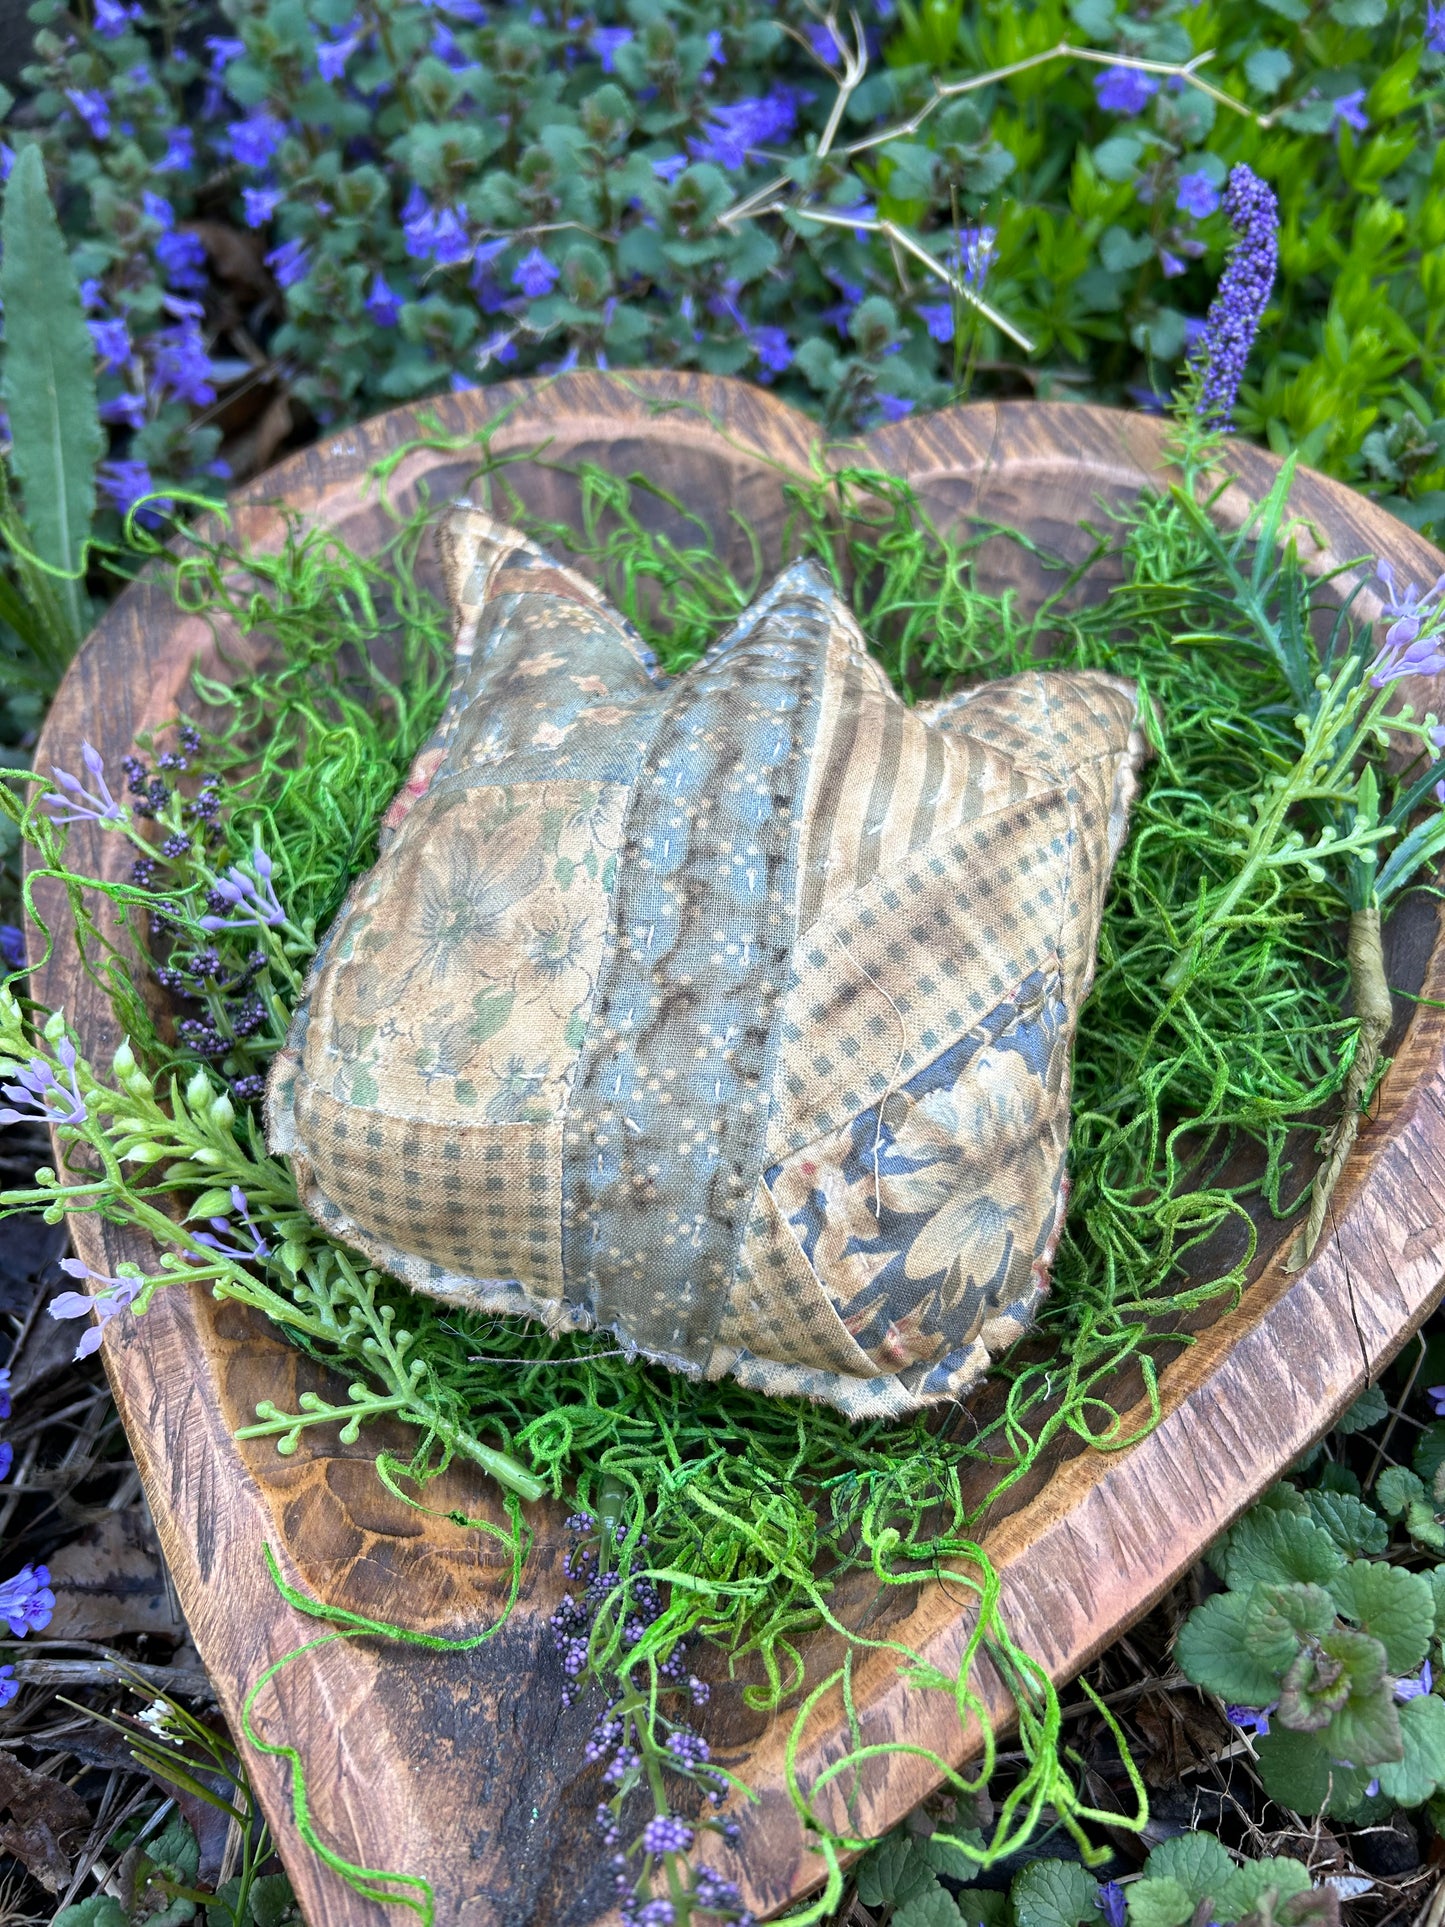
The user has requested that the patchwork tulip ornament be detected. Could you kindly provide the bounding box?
[267,504,1148,1418]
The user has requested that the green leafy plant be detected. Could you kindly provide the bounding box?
[11,0,1445,538]
[1177,1469,1445,1820]
[0,141,104,699]
[848,1826,1338,1927]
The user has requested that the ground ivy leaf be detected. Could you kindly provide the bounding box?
[1222,1510,1344,1590]
[923,1831,984,1883]
[1334,1386,1388,1436]
[1371,1466,1423,1518]
[1375,1693,1445,1807]
[1012,1857,1101,1927]
[857,1831,935,1910]
[1329,1561,1433,1672]
[1217,1856,1312,1920]
[1124,1875,1193,1927]
[1254,1728,1373,1817]
[893,1884,963,1927]
[1314,1631,1401,1767]
[1143,1832,1234,1905]
[956,1893,1009,1927]
[1414,1423,1445,1488]
[1176,1592,1287,1705]
[1243,1581,1337,1673]
[1305,1491,1388,1558]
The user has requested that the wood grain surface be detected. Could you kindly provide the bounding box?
[25,372,1445,1926]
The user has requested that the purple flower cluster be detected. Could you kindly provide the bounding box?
[0,1366,12,1487]
[199,848,286,932]
[691,88,797,169]
[45,741,126,827]
[1192,163,1278,429]
[50,1258,143,1359]
[1094,65,1158,117]
[0,1036,87,1129]
[0,1563,53,1638]
[1368,559,1445,686]
[192,1185,272,1263]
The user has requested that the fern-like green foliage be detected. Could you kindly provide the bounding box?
[0,143,102,671]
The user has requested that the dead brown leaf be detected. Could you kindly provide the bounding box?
[181,220,273,298]
[0,1750,90,1892]
[45,1508,187,1643]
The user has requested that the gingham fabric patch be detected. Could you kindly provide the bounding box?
[266,502,1148,1418]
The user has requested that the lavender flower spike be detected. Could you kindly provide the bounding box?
[0,1037,87,1127]
[1192,164,1278,429]
[49,1258,144,1359]
[45,741,127,826]
[199,848,287,931]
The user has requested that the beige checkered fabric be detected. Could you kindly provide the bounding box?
[267,502,1147,1418]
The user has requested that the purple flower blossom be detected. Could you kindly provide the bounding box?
[1429,1383,1445,1417]
[0,1443,11,1482]
[1094,66,1159,116]
[143,190,175,231]
[0,1037,87,1128]
[868,394,911,423]
[88,316,131,368]
[691,89,798,168]
[156,127,195,173]
[0,927,22,974]
[265,237,311,288]
[651,155,688,184]
[952,224,997,290]
[1396,1658,1433,1702]
[79,278,106,313]
[750,324,790,374]
[66,89,112,139]
[1097,1882,1127,1927]
[403,198,472,267]
[0,1366,10,1422]
[151,319,216,406]
[1369,568,1445,685]
[193,1185,272,1262]
[243,186,282,229]
[199,848,286,931]
[1160,248,1186,279]
[0,1565,54,1637]
[50,1259,143,1359]
[157,230,208,292]
[43,742,125,831]
[1176,170,1221,219]
[513,246,559,297]
[95,0,143,36]
[1330,89,1368,135]
[227,111,286,168]
[1429,4,1445,53]
[917,299,954,343]
[317,31,362,81]
[1192,163,1278,428]
[1225,1702,1275,1736]
[365,272,403,326]
[100,460,173,525]
[807,21,844,63]
[593,25,633,71]
[0,1668,15,1708]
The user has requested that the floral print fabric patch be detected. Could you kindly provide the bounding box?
[267,501,1149,1417]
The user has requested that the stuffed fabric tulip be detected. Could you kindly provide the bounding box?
[267,503,1148,1419]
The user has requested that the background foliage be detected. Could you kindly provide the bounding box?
[1,0,1441,554]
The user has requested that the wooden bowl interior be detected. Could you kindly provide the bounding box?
[29,375,1445,1927]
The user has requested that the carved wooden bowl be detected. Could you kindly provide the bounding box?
[29,372,1445,1926]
